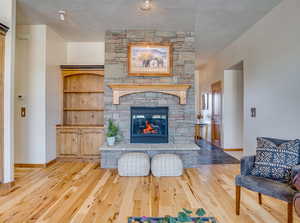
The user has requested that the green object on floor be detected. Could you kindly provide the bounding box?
[128,208,217,223]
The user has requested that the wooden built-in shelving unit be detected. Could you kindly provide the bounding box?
[56,65,105,160]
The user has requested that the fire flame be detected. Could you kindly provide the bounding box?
[143,120,157,134]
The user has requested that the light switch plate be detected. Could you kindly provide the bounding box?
[251,107,256,118]
[21,107,26,117]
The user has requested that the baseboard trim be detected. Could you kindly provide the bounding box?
[223,148,243,152]
[46,158,57,167]
[0,181,15,195]
[15,163,45,168]
[57,156,100,163]
[15,158,57,168]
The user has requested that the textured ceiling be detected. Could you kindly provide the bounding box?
[16,0,282,60]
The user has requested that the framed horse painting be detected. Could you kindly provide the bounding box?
[128,42,173,76]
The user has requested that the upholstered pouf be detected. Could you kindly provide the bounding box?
[151,154,183,177]
[118,153,150,176]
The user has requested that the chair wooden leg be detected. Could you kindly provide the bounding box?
[236,185,241,215]
[288,202,293,223]
[258,193,262,205]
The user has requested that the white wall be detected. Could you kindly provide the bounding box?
[0,0,16,183]
[199,0,300,155]
[67,42,104,65]
[15,25,47,164]
[45,27,66,162]
[15,27,104,165]
[223,70,243,149]
[15,25,66,164]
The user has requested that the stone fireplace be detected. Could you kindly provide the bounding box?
[104,30,196,144]
[131,107,168,143]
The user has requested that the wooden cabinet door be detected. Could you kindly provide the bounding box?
[57,129,80,155]
[80,128,104,155]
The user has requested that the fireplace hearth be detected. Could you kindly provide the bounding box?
[131,107,168,143]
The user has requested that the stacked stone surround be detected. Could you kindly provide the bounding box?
[104,30,195,144]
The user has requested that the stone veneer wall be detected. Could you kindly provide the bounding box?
[104,30,195,144]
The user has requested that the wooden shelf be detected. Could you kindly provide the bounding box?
[63,108,104,111]
[56,125,104,129]
[63,90,104,93]
[60,65,104,70]
[61,67,104,126]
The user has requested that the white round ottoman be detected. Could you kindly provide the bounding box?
[151,154,183,177]
[118,153,150,176]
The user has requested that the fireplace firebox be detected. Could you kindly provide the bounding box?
[130,107,168,143]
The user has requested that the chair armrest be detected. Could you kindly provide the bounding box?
[294,193,300,217]
[240,155,256,176]
[292,165,300,182]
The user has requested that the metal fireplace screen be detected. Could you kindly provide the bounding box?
[130,107,168,143]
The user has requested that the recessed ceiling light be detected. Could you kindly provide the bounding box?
[58,10,66,21]
[140,0,152,11]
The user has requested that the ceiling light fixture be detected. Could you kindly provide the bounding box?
[140,0,152,11]
[58,10,66,21]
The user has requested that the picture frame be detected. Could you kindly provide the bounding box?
[128,42,173,76]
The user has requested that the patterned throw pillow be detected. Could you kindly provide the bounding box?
[250,137,300,182]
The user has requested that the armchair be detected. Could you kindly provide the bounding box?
[293,173,300,217]
[235,155,300,223]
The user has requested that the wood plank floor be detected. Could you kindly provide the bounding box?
[0,161,299,223]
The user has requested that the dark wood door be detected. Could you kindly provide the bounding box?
[211,81,222,147]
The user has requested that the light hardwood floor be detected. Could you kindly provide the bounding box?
[0,161,299,223]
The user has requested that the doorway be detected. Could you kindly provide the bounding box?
[223,62,244,151]
[211,81,222,147]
